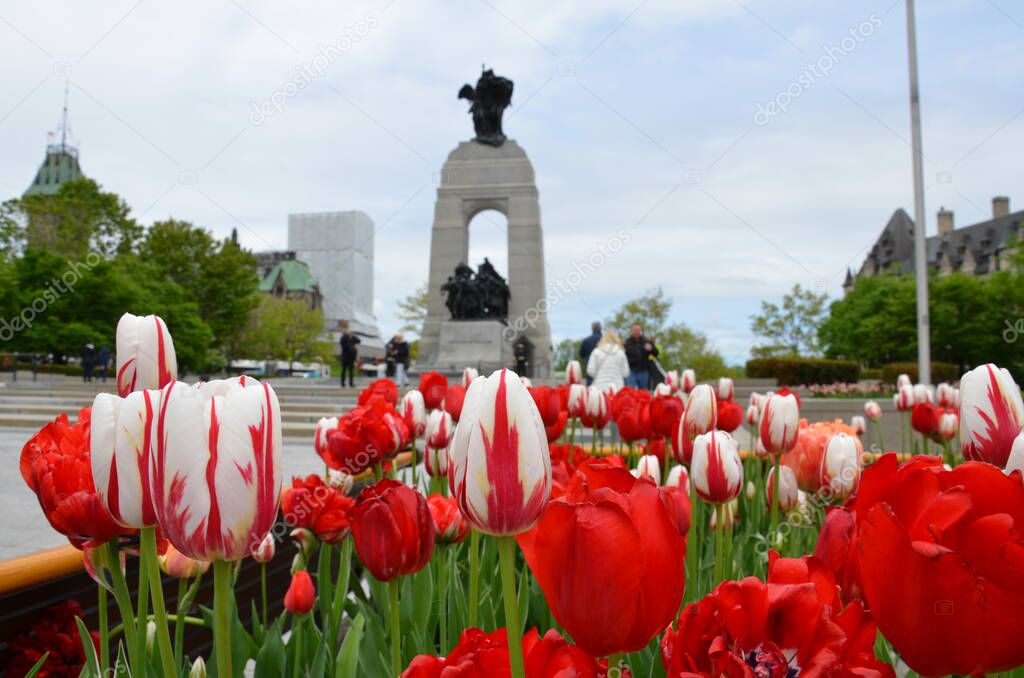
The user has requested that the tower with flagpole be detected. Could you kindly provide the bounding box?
[24,80,85,197]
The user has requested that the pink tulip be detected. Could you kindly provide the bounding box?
[151,377,282,561]
[690,430,743,504]
[448,369,551,536]
[960,363,1024,467]
[116,313,177,397]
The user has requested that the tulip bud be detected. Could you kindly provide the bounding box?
[709,499,738,531]
[745,404,759,427]
[83,543,125,593]
[251,533,275,563]
[894,384,914,412]
[190,657,207,678]
[675,384,717,463]
[462,366,479,388]
[314,416,339,458]
[449,369,552,536]
[289,528,316,558]
[864,400,882,421]
[690,430,743,504]
[759,392,800,455]
[960,363,1024,467]
[634,454,661,484]
[665,464,689,493]
[326,469,354,494]
[821,433,861,499]
[284,570,316,615]
[937,412,958,441]
[567,383,587,418]
[401,389,427,437]
[427,493,470,544]
[115,313,177,397]
[766,465,798,511]
[146,619,156,652]
[681,368,696,394]
[159,543,210,579]
[851,415,866,436]
[745,480,755,500]
[1006,432,1024,476]
[566,360,583,385]
[896,373,912,388]
[717,377,734,402]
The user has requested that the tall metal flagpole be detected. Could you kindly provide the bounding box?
[906,0,931,384]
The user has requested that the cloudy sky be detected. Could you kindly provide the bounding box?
[2,0,1021,363]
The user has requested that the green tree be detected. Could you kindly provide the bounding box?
[606,287,734,378]
[553,337,577,371]
[749,283,828,358]
[240,296,331,369]
[396,283,428,335]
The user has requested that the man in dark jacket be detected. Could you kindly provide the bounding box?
[578,321,602,385]
[387,334,411,386]
[81,341,96,383]
[624,324,659,390]
[339,326,360,388]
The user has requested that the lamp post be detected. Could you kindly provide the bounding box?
[906,0,931,385]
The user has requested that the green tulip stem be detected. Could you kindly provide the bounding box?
[662,436,671,485]
[174,576,187,669]
[498,537,526,678]
[135,532,151,675]
[213,559,234,678]
[104,541,139,670]
[875,420,885,455]
[468,529,480,628]
[97,584,109,673]
[411,444,419,487]
[389,578,402,675]
[141,527,177,678]
[291,615,304,678]
[714,504,725,584]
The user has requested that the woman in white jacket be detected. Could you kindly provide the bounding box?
[586,331,630,394]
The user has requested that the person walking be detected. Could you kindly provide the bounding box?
[578,321,602,385]
[339,326,360,388]
[81,341,96,383]
[624,324,659,390]
[387,334,411,386]
[586,331,630,394]
[96,345,111,383]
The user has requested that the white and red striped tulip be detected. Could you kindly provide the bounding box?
[159,543,211,579]
[584,386,609,423]
[851,415,866,436]
[897,373,912,389]
[717,377,734,402]
[664,370,680,393]
[426,409,454,451]
[653,382,673,398]
[913,383,934,405]
[151,377,282,561]
[821,433,861,499]
[567,384,587,418]
[91,389,162,528]
[1006,432,1024,476]
[326,469,354,494]
[937,411,958,441]
[936,382,956,409]
[749,392,765,412]
[675,384,717,463]
[565,360,583,386]
[116,313,177,397]
[401,390,427,437]
[894,384,914,412]
[745,404,759,427]
[251,533,275,563]
[462,367,479,388]
[690,430,743,504]
[759,392,800,456]
[864,400,882,422]
[960,363,1024,467]
[425,445,448,478]
[633,454,661,484]
[766,464,798,511]
[314,416,339,458]
[681,369,697,394]
[665,465,689,493]
[448,369,552,536]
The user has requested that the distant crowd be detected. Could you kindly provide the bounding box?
[578,322,661,392]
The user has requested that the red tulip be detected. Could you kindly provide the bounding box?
[649,391,683,439]
[351,479,434,581]
[418,371,449,410]
[20,408,126,549]
[715,399,742,433]
[445,384,467,422]
[281,475,355,544]
[527,385,561,428]
[544,410,568,443]
[855,454,1024,676]
[910,402,938,435]
[426,493,469,544]
[517,462,686,657]
[661,552,892,678]
[612,388,651,442]
[325,398,405,475]
[358,378,398,406]
[813,505,860,602]
[284,570,315,615]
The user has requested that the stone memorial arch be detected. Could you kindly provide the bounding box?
[418,137,553,377]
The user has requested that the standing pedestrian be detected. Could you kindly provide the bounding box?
[81,341,96,383]
[96,345,111,383]
[387,334,411,386]
[578,321,602,386]
[586,331,630,393]
[624,324,659,390]
[338,324,360,388]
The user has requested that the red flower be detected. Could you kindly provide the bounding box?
[401,627,622,678]
[649,392,683,439]
[813,505,860,602]
[517,462,686,657]
[359,378,398,406]
[281,475,355,544]
[910,402,938,435]
[20,409,126,549]
[284,570,315,614]
[612,388,652,442]
[325,399,405,475]
[547,443,594,495]
[661,552,892,678]
[445,384,467,422]
[351,479,434,581]
[418,371,449,410]
[545,410,568,443]
[426,493,470,544]
[529,385,562,428]
[781,420,858,492]
[854,454,1024,676]
[716,399,743,433]
[4,600,98,678]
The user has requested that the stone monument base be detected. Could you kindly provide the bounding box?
[417,320,513,376]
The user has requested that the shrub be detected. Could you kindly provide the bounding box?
[745,358,859,386]
[880,362,958,385]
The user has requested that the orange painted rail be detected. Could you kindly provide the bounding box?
[0,544,83,595]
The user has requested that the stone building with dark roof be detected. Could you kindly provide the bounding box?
[844,196,1021,293]
[258,254,322,310]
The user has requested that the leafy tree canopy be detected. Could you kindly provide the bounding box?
[749,283,828,358]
